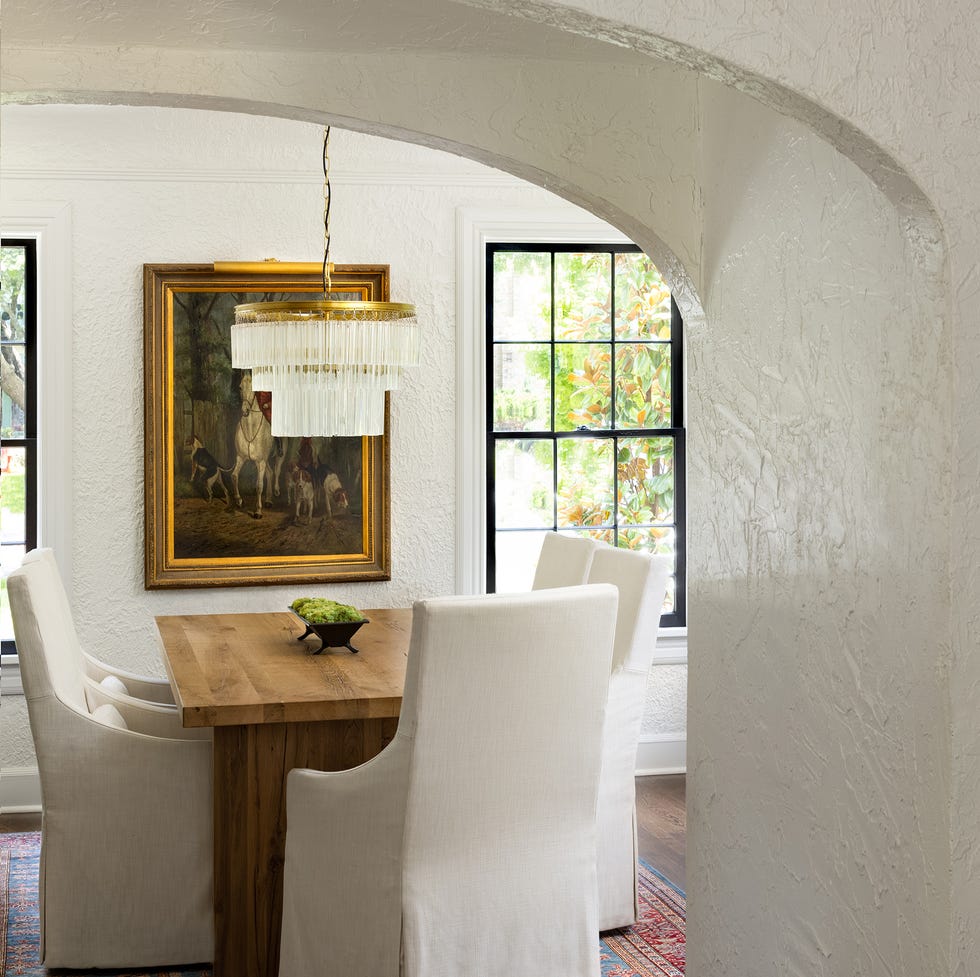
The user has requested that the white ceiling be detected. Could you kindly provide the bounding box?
[2,0,648,63]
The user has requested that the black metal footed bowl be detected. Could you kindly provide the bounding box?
[289,610,369,655]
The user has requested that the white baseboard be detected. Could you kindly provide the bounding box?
[0,766,41,813]
[635,733,686,776]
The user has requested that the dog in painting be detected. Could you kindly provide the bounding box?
[186,435,230,504]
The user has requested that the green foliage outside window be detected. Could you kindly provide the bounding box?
[493,250,677,552]
[490,244,683,618]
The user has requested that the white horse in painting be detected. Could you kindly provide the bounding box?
[228,372,275,518]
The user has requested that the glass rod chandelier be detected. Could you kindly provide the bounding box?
[230,127,420,437]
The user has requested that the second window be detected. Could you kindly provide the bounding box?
[486,243,685,627]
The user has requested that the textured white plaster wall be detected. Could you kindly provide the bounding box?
[1,46,705,313]
[2,106,479,689]
[688,80,949,977]
[641,663,685,736]
[0,102,690,769]
[0,697,33,771]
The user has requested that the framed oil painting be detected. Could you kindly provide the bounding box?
[143,261,391,588]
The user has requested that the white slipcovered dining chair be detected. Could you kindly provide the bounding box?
[531,531,598,589]
[7,554,214,969]
[586,545,671,930]
[534,538,672,928]
[278,584,620,977]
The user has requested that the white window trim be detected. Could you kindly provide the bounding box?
[1,202,74,694]
[454,207,686,662]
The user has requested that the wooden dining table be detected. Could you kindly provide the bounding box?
[155,608,412,977]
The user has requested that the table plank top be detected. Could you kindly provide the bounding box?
[155,609,412,728]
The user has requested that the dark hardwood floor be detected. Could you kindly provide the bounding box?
[635,773,686,891]
[0,811,40,833]
[0,774,687,891]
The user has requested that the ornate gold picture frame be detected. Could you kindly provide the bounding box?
[143,262,391,589]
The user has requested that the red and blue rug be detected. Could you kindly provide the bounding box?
[0,831,685,975]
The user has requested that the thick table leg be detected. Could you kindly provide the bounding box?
[212,717,398,977]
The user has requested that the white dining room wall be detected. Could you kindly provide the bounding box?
[0,102,689,791]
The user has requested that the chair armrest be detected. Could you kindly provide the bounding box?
[34,698,213,958]
[35,697,212,835]
[83,651,175,704]
[83,677,210,741]
[279,735,411,977]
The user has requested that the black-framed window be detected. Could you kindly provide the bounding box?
[1,239,38,654]
[486,243,685,627]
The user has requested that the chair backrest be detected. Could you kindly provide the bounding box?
[20,547,85,653]
[530,532,598,590]
[8,550,89,711]
[586,546,671,672]
[398,584,618,977]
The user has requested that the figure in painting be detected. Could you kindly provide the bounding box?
[227,371,274,518]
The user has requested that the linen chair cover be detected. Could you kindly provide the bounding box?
[7,558,214,968]
[22,548,176,704]
[279,584,619,977]
[586,546,671,930]
[530,531,599,589]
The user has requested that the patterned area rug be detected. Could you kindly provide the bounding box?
[0,831,685,976]
[602,863,686,976]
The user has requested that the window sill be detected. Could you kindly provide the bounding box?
[0,654,23,695]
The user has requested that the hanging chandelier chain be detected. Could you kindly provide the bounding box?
[230,122,419,438]
[322,125,332,295]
